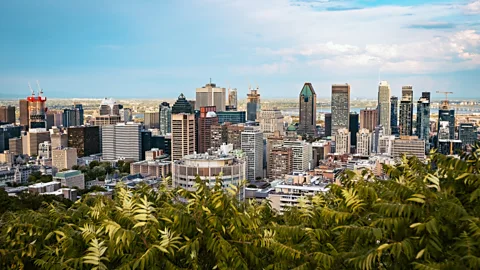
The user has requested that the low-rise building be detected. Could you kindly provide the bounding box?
[53,170,85,189]
[130,160,172,178]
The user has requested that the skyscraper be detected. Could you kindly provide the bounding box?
[52,148,78,171]
[75,104,84,125]
[63,108,79,127]
[416,92,431,151]
[67,126,101,157]
[0,106,15,124]
[331,84,350,136]
[94,98,121,126]
[198,106,218,154]
[437,99,455,141]
[378,81,391,135]
[349,112,359,153]
[246,88,261,122]
[399,86,414,136]
[195,82,226,112]
[228,88,238,110]
[144,112,160,129]
[241,128,264,181]
[102,123,142,161]
[159,102,171,135]
[390,96,399,135]
[19,99,29,128]
[171,94,195,161]
[27,89,47,129]
[297,83,317,137]
[283,140,312,173]
[459,123,477,149]
[324,113,332,137]
[360,108,378,132]
[120,108,133,122]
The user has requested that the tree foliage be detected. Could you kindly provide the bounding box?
[2,144,480,269]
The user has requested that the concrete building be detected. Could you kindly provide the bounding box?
[324,113,332,137]
[298,83,317,137]
[51,132,68,150]
[0,124,21,152]
[198,107,219,154]
[416,92,431,151]
[356,129,372,156]
[459,123,477,149]
[334,128,350,155]
[331,84,350,136]
[53,170,85,189]
[102,123,142,161]
[19,99,29,127]
[268,145,293,179]
[216,111,246,124]
[52,147,78,171]
[349,112,359,153]
[0,106,15,124]
[130,160,172,178]
[246,88,261,122]
[120,108,133,122]
[9,137,23,155]
[392,136,426,159]
[93,115,122,126]
[312,141,331,167]
[378,135,395,156]
[144,112,160,129]
[378,81,391,135]
[99,98,120,116]
[258,108,284,137]
[399,86,414,136]
[159,102,171,135]
[171,113,195,161]
[437,102,455,141]
[228,88,238,109]
[38,141,52,159]
[241,128,264,181]
[172,152,246,198]
[360,108,378,132]
[195,82,226,112]
[22,130,51,156]
[283,140,312,173]
[67,126,101,157]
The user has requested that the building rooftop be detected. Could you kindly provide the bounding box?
[29,181,60,188]
[55,170,82,178]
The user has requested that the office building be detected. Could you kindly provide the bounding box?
[459,123,477,149]
[198,106,219,154]
[51,132,68,150]
[246,88,261,122]
[228,88,238,109]
[416,92,431,151]
[356,129,372,156]
[93,115,121,126]
[378,135,395,156]
[438,140,463,155]
[268,146,293,179]
[211,122,245,151]
[241,128,263,181]
[331,84,350,136]
[0,125,22,152]
[75,104,84,125]
[159,102,171,135]
[390,96,399,135]
[144,111,160,129]
[334,128,350,155]
[9,137,23,155]
[216,111,246,124]
[349,112,359,153]
[99,98,120,116]
[171,112,195,161]
[258,108,284,137]
[52,147,78,171]
[298,83,317,137]
[172,151,246,198]
[67,126,101,157]
[392,136,426,159]
[19,99,29,128]
[324,113,332,137]
[38,141,52,159]
[130,160,172,178]
[378,81,391,135]
[437,100,455,141]
[102,123,142,161]
[371,125,384,153]
[399,86,414,136]
[0,106,15,124]
[46,110,63,129]
[360,108,378,132]
[283,140,312,173]
[120,108,133,122]
[22,130,50,156]
[27,90,47,129]
[53,170,85,190]
[312,141,331,166]
[195,82,226,112]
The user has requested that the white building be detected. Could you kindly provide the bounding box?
[38,141,52,159]
[378,81,391,135]
[334,128,350,155]
[283,140,312,173]
[392,136,426,160]
[258,108,284,137]
[356,128,372,156]
[241,128,264,181]
[378,135,396,156]
[102,122,142,161]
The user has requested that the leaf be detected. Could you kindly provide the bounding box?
[416,248,425,259]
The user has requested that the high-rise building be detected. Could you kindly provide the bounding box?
[27,90,47,129]
[198,106,218,154]
[390,96,399,135]
[102,123,142,161]
[51,132,68,150]
[144,112,160,129]
[19,99,29,128]
[246,88,261,122]
[399,86,414,136]
[324,113,332,137]
[67,126,101,157]
[74,104,84,125]
[459,123,477,149]
[312,141,331,167]
[63,108,80,127]
[52,147,78,171]
[171,110,195,161]
[416,92,431,151]
[437,99,455,141]
[159,102,171,135]
[268,146,293,179]
[195,82,226,112]
[228,88,238,110]
[99,98,120,116]
[349,112,359,153]
[0,125,22,152]
[120,108,133,122]
[216,111,246,124]
[46,110,62,129]
[22,130,51,156]
[356,128,372,156]
[172,94,194,114]
[378,81,391,135]
[331,84,350,136]
[371,125,384,153]
[9,137,23,155]
[298,83,317,137]
[360,108,378,132]
[266,131,285,178]
[258,108,284,137]
[283,140,312,173]
[334,128,350,155]
[378,135,395,156]
[241,128,263,181]
[392,136,426,159]
[0,106,15,124]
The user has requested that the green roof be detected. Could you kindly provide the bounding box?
[300,83,315,98]
[287,124,297,131]
[55,170,82,178]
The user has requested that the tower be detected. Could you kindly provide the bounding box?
[171,94,195,161]
[331,84,350,136]
[416,92,431,151]
[297,83,317,137]
[159,102,172,135]
[246,87,261,122]
[195,82,226,112]
[377,81,391,135]
[27,84,48,130]
[241,128,264,181]
[228,88,238,110]
[390,96,399,135]
[399,86,414,136]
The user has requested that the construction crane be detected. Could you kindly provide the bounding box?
[436,91,453,110]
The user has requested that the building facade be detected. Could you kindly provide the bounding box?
[297,83,317,137]
[195,82,226,112]
[360,108,378,132]
[0,106,15,124]
[246,88,261,122]
[67,126,101,157]
[268,146,293,179]
[356,128,372,156]
[102,123,142,161]
[392,136,426,159]
[216,111,246,124]
[378,81,391,135]
[459,123,477,149]
[258,108,284,137]
[52,147,78,171]
[228,88,238,109]
[331,84,350,136]
[241,128,264,181]
[334,128,350,155]
[399,86,414,136]
[283,140,312,173]
[144,112,160,129]
[159,102,171,135]
[416,92,431,151]
[198,107,219,154]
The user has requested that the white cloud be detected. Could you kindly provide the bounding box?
[465,0,480,14]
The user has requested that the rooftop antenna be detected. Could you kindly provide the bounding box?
[209,77,212,84]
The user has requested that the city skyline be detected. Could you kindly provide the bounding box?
[1,0,479,99]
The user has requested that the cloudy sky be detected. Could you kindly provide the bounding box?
[0,0,479,99]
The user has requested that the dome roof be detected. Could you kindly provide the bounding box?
[287,124,297,131]
[206,111,217,118]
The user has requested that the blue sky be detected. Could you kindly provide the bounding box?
[0,0,479,99]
